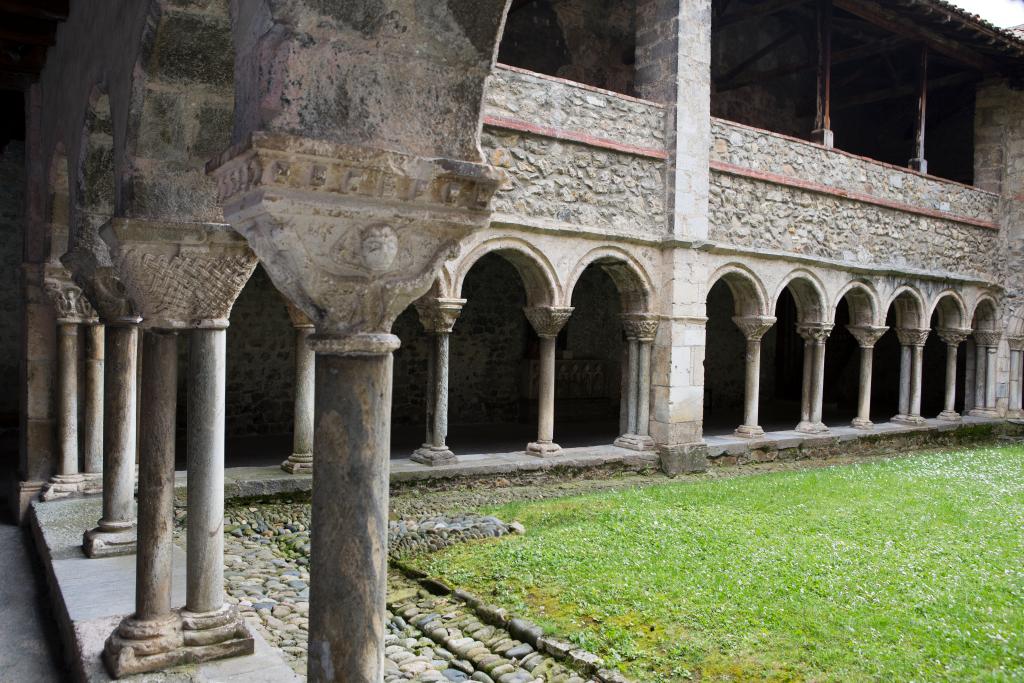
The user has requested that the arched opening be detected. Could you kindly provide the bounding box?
[924,294,969,419]
[821,298,860,425]
[872,289,927,423]
[498,0,637,96]
[967,297,1000,415]
[770,276,827,431]
[221,266,296,468]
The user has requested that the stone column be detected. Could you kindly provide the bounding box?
[969,330,1002,417]
[412,297,465,465]
[84,319,141,557]
[730,316,776,438]
[101,218,256,677]
[82,323,105,491]
[181,327,251,656]
[1008,337,1024,418]
[795,323,832,434]
[893,328,930,424]
[845,325,888,429]
[524,306,574,457]
[936,328,970,421]
[282,303,315,474]
[104,330,184,676]
[615,314,660,450]
[42,271,98,500]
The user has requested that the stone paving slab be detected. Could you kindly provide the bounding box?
[31,497,297,683]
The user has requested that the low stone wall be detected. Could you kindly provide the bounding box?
[485,65,666,152]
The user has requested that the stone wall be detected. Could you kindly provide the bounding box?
[224,266,294,438]
[708,119,1000,278]
[483,128,666,236]
[0,142,24,425]
[497,0,636,95]
[484,66,666,151]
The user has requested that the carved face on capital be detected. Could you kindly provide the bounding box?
[360,224,399,273]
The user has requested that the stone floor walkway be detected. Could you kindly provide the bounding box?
[0,521,65,682]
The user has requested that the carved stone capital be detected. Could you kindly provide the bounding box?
[622,313,660,342]
[524,306,574,338]
[1007,335,1024,352]
[732,315,775,342]
[101,218,257,330]
[796,322,833,344]
[846,324,888,349]
[414,297,466,335]
[43,263,98,324]
[937,327,971,348]
[284,300,314,329]
[61,240,141,326]
[208,132,503,340]
[895,327,930,347]
[973,330,1002,348]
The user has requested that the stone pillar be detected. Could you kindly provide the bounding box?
[969,330,1002,417]
[83,320,141,557]
[182,327,251,656]
[411,297,465,465]
[82,323,105,490]
[937,328,971,421]
[615,314,660,450]
[101,218,256,677]
[104,330,184,676]
[524,306,574,457]
[41,271,98,500]
[892,328,929,424]
[845,325,888,429]
[1008,337,1024,418]
[795,323,832,434]
[731,315,776,438]
[282,303,315,474]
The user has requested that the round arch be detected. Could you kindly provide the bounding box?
[832,280,880,327]
[707,263,770,317]
[453,237,560,306]
[970,294,1000,331]
[773,269,828,322]
[884,285,927,328]
[565,247,655,314]
[929,290,969,330]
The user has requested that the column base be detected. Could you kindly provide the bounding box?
[795,421,829,434]
[850,417,874,430]
[14,480,45,523]
[967,408,999,418]
[937,410,962,422]
[526,440,562,457]
[104,614,184,678]
[104,607,254,678]
[280,454,313,474]
[892,414,927,425]
[41,473,86,501]
[83,521,137,558]
[410,445,457,466]
[732,424,764,439]
[81,472,104,495]
[1008,409,1024,419]
[613,433,656,451]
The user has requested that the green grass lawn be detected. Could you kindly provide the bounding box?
[408,447,1024,681]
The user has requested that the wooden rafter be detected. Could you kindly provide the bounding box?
[714,0,809,31]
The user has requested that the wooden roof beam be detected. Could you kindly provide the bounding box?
[833,0,996,71]
[0,0,68,21]
[714,0,809,31]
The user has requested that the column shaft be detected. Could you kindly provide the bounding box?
[432,333,450,448]
[135,330,178,622]
[83,324,105,476]
[942,343,958,416]
[853,346,873,427]
[909,344,924,418]
[740,338,762,433]
[57,322,80,478]
[809,341,826,424]
[985,346,997,409]
[283,327,315,473]
[536,336,556,444]
[625,338,639,434]
[424,334,437,445]
[975,344,986,409]
[636,341,652,437]
[898,345,911,417]
[1010,351,1022,414]
[800,340,813,424]
[84,324,139,557]
[308,350,393,683]
[186,329,227,614]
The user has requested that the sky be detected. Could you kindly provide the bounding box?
[947,0,1024,27]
